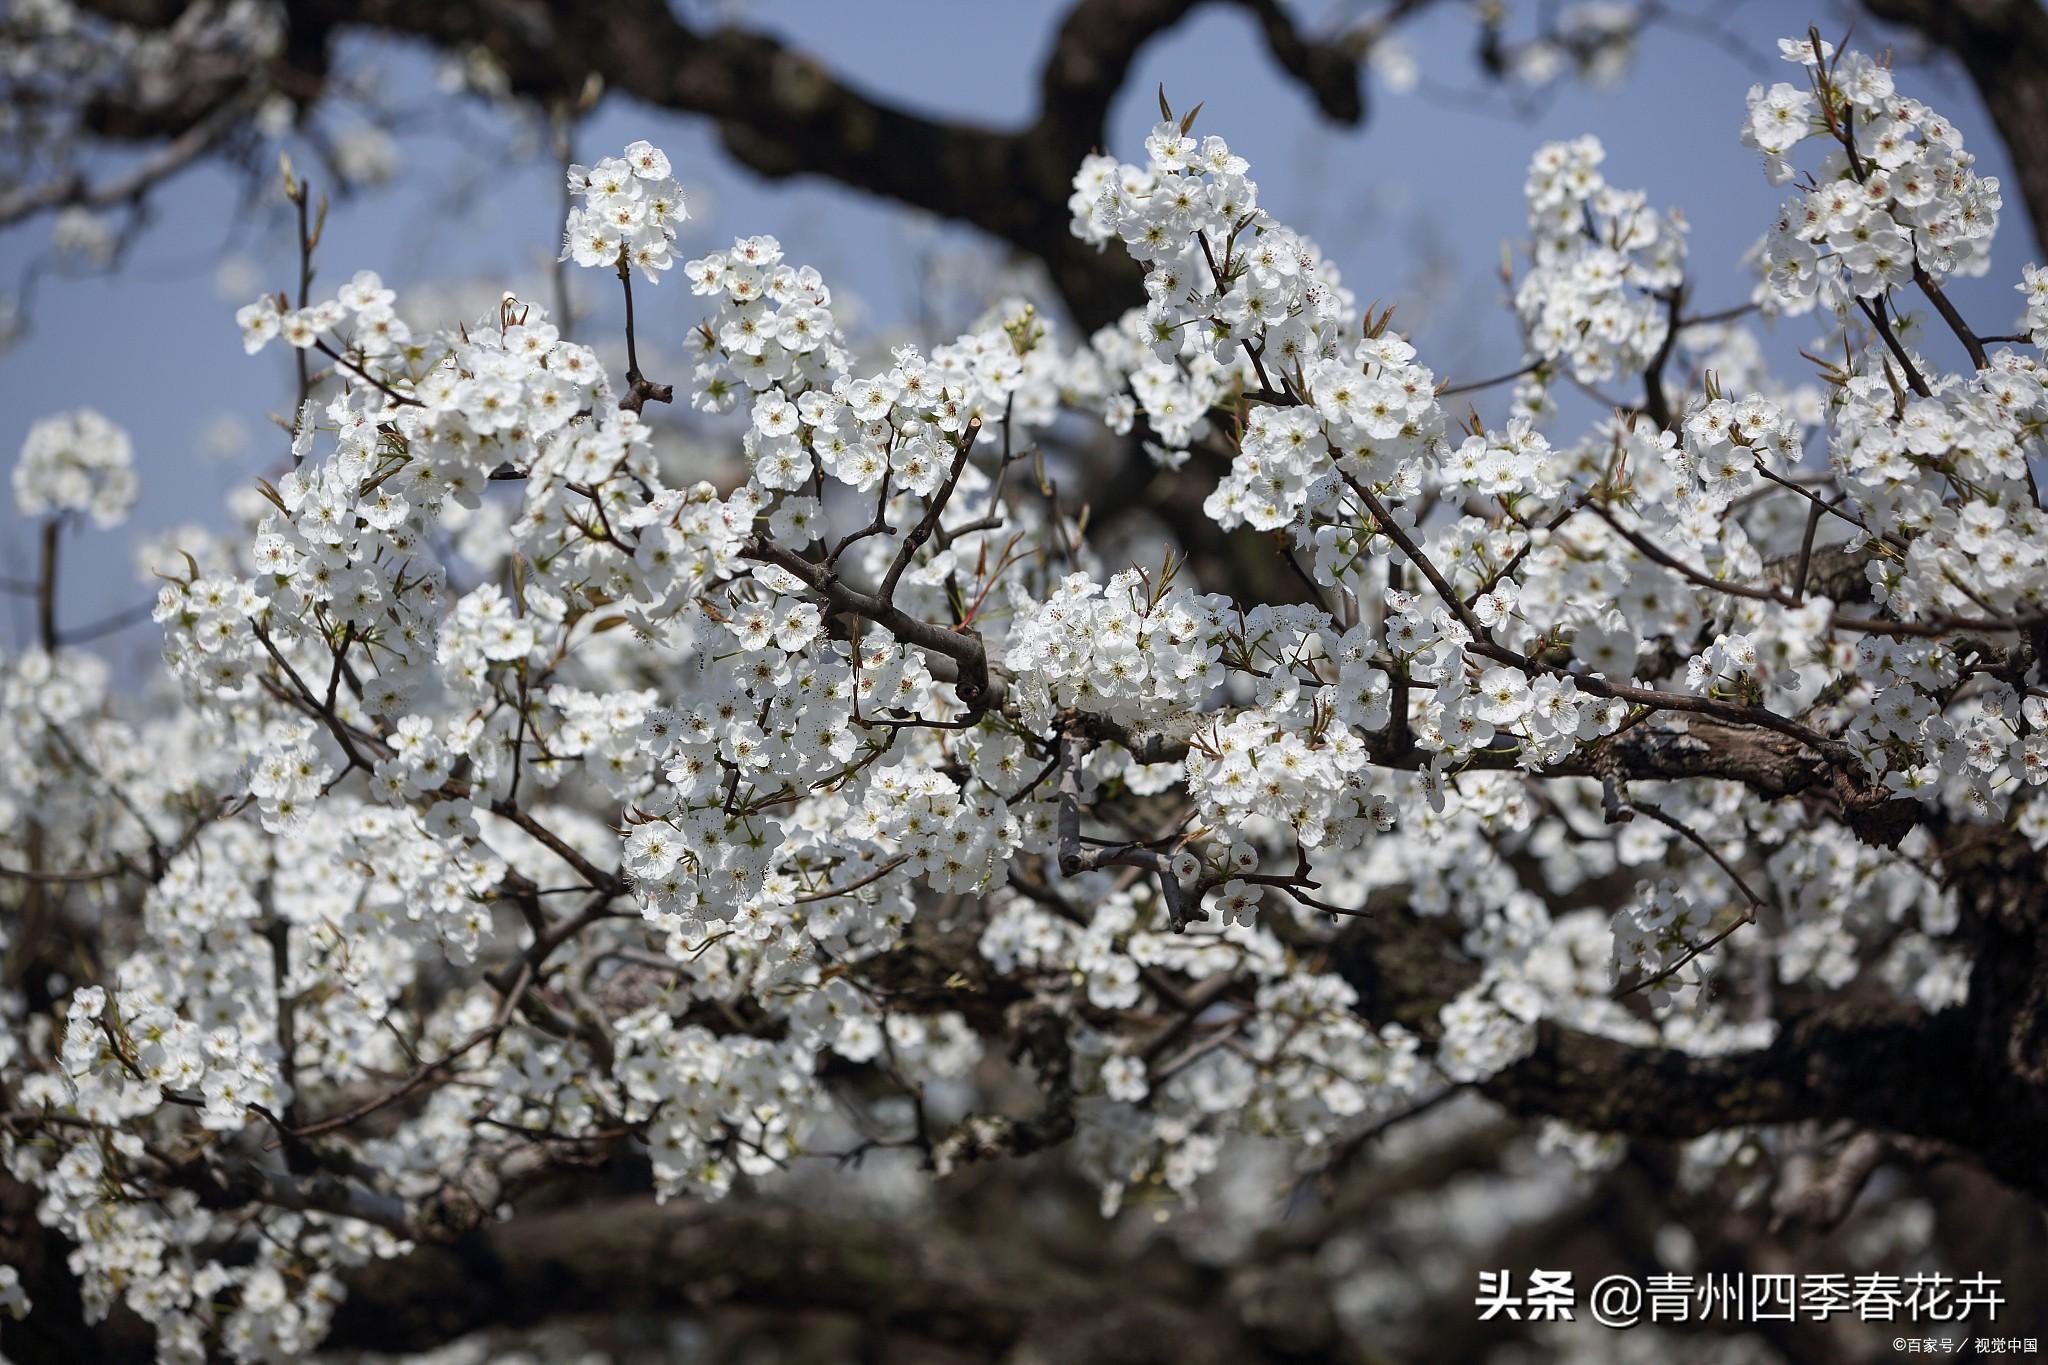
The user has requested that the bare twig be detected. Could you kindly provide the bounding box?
[615,253,673,414]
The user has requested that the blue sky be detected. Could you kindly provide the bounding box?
[2,1,2032,666]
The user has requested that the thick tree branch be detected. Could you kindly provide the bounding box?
[322,1195,1332,1362]
[1036,0,1362,167]
[0,85,259,227]
[1333,844,2048,1203]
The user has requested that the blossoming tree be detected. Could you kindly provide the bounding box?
[7,22,2048,1365]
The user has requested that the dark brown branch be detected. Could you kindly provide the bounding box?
[1913,260,1991,371]
[1856,295,1933,399]
[1438,358,1543,398]
[321,1194,1324,1362]
[1641,287,1683,429]
[744,538,994,714]
[289,175,317,445]
[614,252,672,414]
[1344,471,1854,764]
[36,517,61,651]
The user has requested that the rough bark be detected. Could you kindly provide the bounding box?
[318,1195,1349,1363]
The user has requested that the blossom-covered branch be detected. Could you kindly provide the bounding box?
[8,29,2048,1361]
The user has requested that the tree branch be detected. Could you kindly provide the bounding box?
[321,1194,1324,1362]
[1332,865,2048,1202]
[0,86,259,227]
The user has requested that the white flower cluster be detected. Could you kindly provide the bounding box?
[1684,631,1763,696]
[9,48,2048,1352]
[12,407,137,526]
[1070,123,1365,463]
[1002,570,1230,726]
[176,289,635,717]
[6,815,414,1359]
[591,249,1080,946]
[236,268,413,357]
[1609,877,1712,1007]
[1205,341,1443,531]
[1752,40,2000,312]
[1679,393,1803,509]
[1516,135,1686,385]
[609,1013,842,1201]
[2022,263,2048,348]
[682,234,849,410]
[1435,980,1540,1082]
[1836,367,2046,599]
[561,139,690,281]
[1441,416,1570,503]
[1183,703,1395,853]
[982,885,1426,1208]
